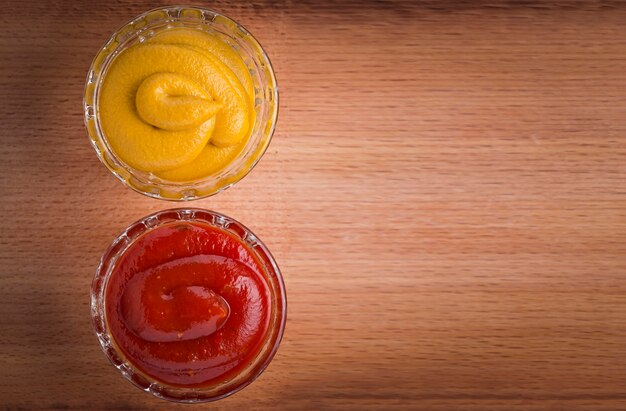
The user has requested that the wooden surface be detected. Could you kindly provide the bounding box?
[1,1,625,409]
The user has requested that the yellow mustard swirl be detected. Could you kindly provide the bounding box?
[99,28,255,180]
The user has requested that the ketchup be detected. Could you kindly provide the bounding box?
[105,221,271,387]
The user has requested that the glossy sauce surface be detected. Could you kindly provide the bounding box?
[99,28,255,180]
[105,222,271,387]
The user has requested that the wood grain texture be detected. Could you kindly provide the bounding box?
[1,1,625,409]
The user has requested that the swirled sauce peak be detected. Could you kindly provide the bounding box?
[99,28,254,179]
[135,73,222,131]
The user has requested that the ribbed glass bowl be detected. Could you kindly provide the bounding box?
[90,208,287,402]
[84,6,278,200]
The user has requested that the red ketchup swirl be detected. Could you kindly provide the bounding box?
[105,222,271,387]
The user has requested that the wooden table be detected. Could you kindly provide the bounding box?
[1,1,625,409]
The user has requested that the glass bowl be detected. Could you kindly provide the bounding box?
[90,208,287,402]
[84,6,278,200]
